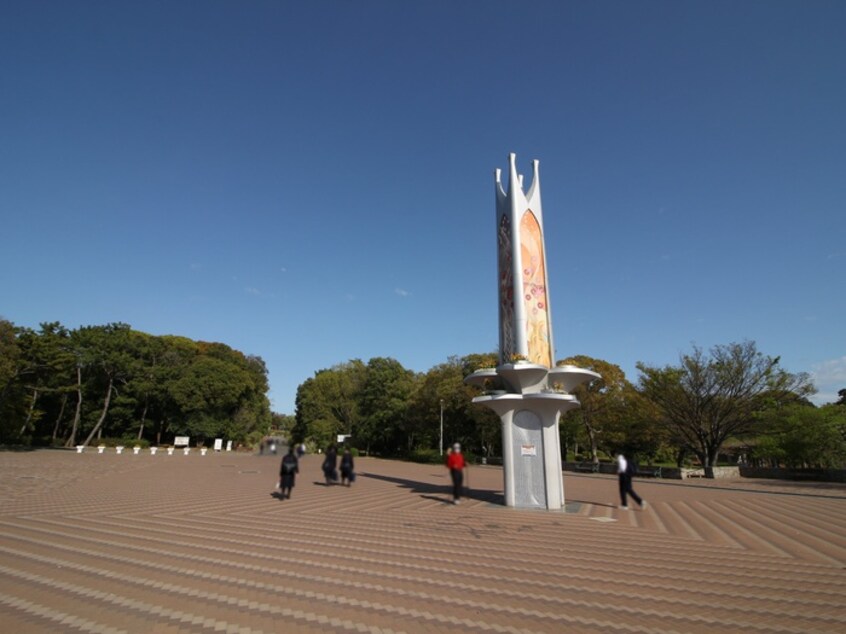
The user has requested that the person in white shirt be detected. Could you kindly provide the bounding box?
[616,453,646,510]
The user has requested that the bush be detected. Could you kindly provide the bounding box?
[409,448,442,464]
[245,430,265,450]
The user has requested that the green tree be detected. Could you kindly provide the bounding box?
[168,355,250,442]
[0,319,26,441]
[558,355,631,463]
[637,341,815,471]
[756,403,846,469]
[358,357,415,456]
[0,320,271,448]
[78,323,136,446]
[271,413,296,440]
[292,360,365,449]
[150,335,199,445]
[458,353,502,457]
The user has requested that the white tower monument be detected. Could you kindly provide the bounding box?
[465,153,599,510]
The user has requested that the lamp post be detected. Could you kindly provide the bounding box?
[439,399,444,456]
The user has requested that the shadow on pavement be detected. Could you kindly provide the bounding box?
[361,472,503,505]
[419,494,456,505]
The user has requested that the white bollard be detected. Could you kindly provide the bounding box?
[76,445,84,453]
[200,447,208,456]
[116,446,124,454]
[167,447,174,455]
[150,447,158,455]
[133,446,141,455]
[97,446,105,454]
[183,447,190,455]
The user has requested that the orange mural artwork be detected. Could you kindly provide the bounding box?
[520,210,552,367]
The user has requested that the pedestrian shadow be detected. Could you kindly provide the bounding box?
[420,494,457,505]
[569,499,617,509]
[361,472,503,505]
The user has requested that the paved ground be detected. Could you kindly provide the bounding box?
[0,449,844,633]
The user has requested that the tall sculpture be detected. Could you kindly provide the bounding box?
[465,153,599,510]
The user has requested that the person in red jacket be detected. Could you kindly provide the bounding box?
[446,443,466,504]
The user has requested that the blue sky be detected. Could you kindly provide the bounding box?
[2,1,844,412]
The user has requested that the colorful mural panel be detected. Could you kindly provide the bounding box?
[498,212,515,361]
[520,210,552,367]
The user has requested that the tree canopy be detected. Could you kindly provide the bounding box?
[4,316,837,472]
[292,352,500,459]
[637,341,814,469]
[0,319,271,447]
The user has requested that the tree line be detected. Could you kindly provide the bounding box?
[3,317,844,470]
[0,319,271,447]
[293,342,846,470]
[291,353,502,461]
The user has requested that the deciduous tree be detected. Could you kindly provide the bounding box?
[637,341,814,471]
[558,355,630,463]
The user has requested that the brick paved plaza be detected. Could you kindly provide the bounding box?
[1,449,844,633]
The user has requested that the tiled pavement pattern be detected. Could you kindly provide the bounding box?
[0,450,844,633]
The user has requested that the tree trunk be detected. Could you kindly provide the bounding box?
[19,387,39,436]
[64,366,83,447]
[156,417,170,446]
[52,393,68,441]
[705,445,720,477]
[81,377,114,447]
[137,397,148,440]
[586,426,599,463]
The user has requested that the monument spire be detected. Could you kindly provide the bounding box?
[496,154,553,367]
[468,153,599,510]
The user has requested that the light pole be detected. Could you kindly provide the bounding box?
[439,399,445,456]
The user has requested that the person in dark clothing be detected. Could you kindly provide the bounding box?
[322,444,338,485]
[340,448,355,486]
[616,453,646,510]
[279,447,299,499]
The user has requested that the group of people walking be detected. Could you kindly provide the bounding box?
[276,444,356,499]
[320,445,356,486]
[278,443,643,510]
[276,442,467,504]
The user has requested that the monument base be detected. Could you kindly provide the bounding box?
[468,364,595,510]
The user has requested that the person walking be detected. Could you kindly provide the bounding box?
[616,453,646,510]
[322,444,338,485]
[340,448,355,486]
[446,442,466,504]
[278,447,299,499]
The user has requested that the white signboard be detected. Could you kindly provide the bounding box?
[174,436,190,447]
[226,440,233,451]
[521,444,537,456]
[213,438,223,451]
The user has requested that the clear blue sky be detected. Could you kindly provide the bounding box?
[2,1,844,412]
